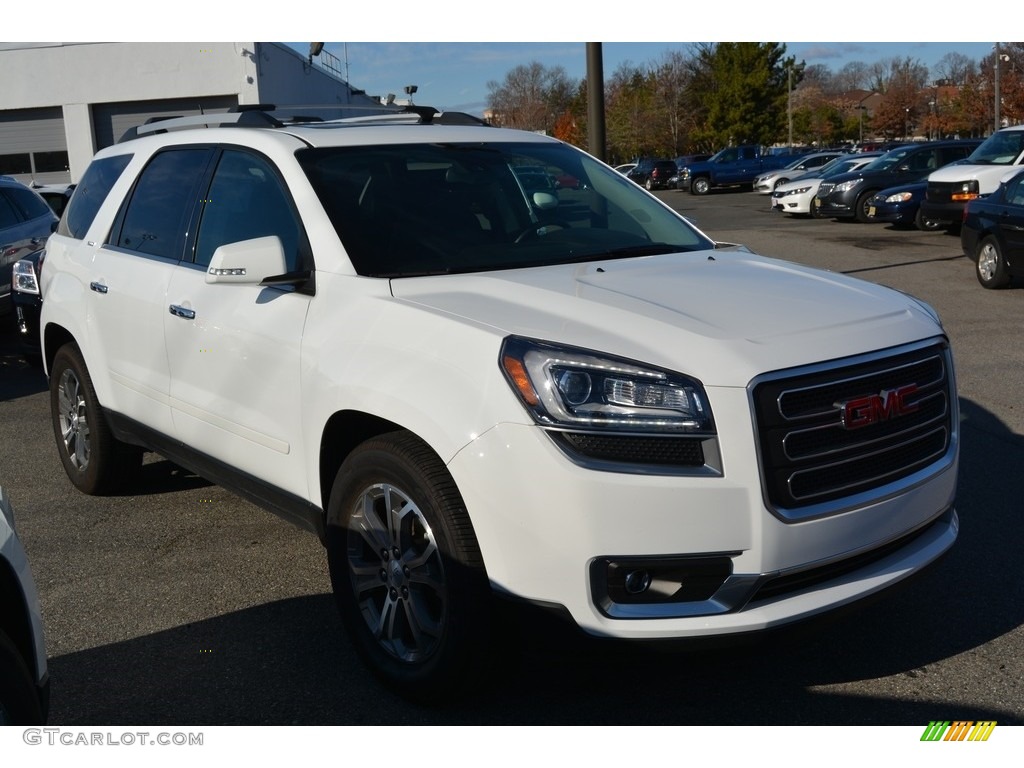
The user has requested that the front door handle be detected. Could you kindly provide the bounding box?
[168,304,196,320]
[90,281,108,294]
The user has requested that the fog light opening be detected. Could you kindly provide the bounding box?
[624,569,652,595]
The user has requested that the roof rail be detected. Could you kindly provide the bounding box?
[117,109,283,143]
[116,103,490,144]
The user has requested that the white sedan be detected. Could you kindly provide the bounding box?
[771,154,881,215]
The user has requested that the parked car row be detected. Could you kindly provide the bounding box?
[763,135,1024,293]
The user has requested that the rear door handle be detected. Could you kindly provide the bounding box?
[90,281,108,294]
[168,304,196,320]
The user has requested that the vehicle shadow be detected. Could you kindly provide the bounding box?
[44,401,1023,725]
[0,348,47,401]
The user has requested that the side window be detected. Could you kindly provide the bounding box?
[7,187,52,221]
[0,192,20,229]
[60,154,132,239]
[1007,176,1024,207]
[906,150,937,172]
[115,149,210,260]
[193,150,301,270]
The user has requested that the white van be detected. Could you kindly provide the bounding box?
[921,125,1024,227]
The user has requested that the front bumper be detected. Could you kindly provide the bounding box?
[814,195,855,218]
[920,199,966,226]
[448,385,959,640]
[12,291,42,358]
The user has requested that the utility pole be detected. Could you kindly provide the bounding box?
[586,43,606,162]
[787,65,793,147]
[995,42,1002,132]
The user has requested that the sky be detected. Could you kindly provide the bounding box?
[17,2,1002,117]
[295,42,1000,116]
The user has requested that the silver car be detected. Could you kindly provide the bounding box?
[0,486,48,724]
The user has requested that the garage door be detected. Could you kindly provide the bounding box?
[93,95,239,149]
[0,106,70,184]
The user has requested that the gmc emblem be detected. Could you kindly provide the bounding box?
[838,384,920,429]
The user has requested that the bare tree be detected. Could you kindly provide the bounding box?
[486,62,575,132]
[832,61,871,92]
[933,52,977,85]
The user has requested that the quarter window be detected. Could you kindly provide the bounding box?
[61,154,132,239]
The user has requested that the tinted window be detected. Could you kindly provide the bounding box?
[61,154,132,239]
[6,186,52,221]
[194,150,302,269]
[116,149,210,260]
[0,192,20,228]
[299,141,713,277]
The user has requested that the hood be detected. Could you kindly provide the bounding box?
[389,248,943,386]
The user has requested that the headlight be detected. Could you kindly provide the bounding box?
[785,186,812,196]
[951,180,980,201]
[13,259,40,295]
[834,179,863,193]
[885,192,914,203]
[500,337,715,433]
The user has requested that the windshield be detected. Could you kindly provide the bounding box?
[861,147,916,172]
[966,130,1024,165]
[298,142,714,277]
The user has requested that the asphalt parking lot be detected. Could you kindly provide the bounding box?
[1,188,1022,725]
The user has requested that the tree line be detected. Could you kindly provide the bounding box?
[485,43,1024,163]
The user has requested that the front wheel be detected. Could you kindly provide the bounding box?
[854,190,877,223]
[49,344,141,495]
[976,236,1011,289]
[915,208,942,232]
[690,177,711,195]
[326,432,492,698]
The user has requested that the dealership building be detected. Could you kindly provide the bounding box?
[0,42,382,185]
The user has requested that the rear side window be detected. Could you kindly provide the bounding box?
[6,186,52,221]
[113,148,210,260]
[60,154,133,239]
[0,192,20,228]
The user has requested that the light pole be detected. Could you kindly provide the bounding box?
[904,107,910,140]
[858,105,867,143]
[928,98,936,140]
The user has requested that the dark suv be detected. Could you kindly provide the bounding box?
[627,159,678,191]
[814,140,980,222]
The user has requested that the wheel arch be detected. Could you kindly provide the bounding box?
[319,410,409,526]
[41,322,77,377]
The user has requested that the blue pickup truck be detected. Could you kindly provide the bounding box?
[677,145,804,195]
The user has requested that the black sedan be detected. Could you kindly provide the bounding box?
[961,167,1024,289]
[865,181,942,231]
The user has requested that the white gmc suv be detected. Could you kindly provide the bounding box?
[38,107,959,696]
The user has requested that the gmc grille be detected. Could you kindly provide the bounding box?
[752,342,953,515]
[817,182,834,197]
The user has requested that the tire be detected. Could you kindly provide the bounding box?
[49,344,141,495]
[326,432,492,698]
[0,629,43,725]
[914,208,942,232]
[690,176,710,196]
[854,190,877,223]
[645,178,654,191]
[975,236,1011,289]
